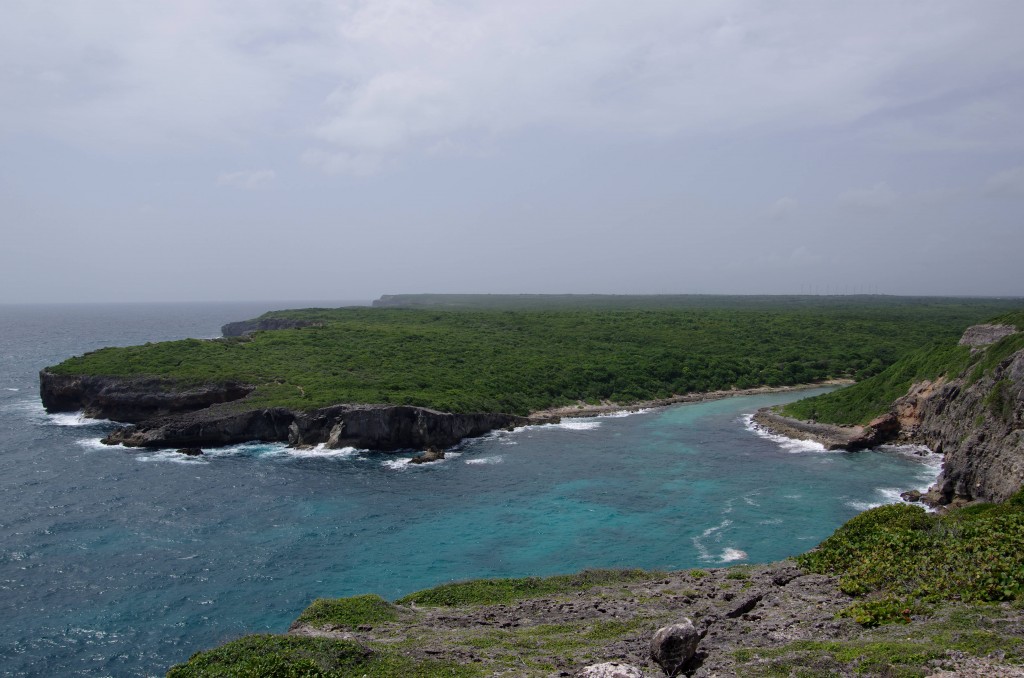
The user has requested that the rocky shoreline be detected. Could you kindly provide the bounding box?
[38,368,848,455]
[177,561,1024,676]
[529,380,852,420]
[751,323,1024,507]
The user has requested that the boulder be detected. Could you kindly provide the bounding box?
[576,662,647,678]
[176,447,203,456]
[650,620,701,676]
[409,447,445,464]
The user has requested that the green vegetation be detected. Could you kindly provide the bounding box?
[780,314,1024,425]
[293,594,397,630]
[779,342,974,425]
[396,568,659,607]
[797,490,1024,626]
[49,298,1022,415]
[166,635,482,678]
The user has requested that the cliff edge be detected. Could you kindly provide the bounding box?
[754,321,1024,506]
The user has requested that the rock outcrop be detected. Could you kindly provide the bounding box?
[41,367,542,452]
[959,323,1017,348]
[98,400,535,451]
[912,347,1024,504]
[751,409,902,452]
[39,370,253,423]
[755,323,1024,506]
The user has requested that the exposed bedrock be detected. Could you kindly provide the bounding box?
[909,348,1024,505]
[754,324,1024,506]
[287,405,535,451]
[39,369,254,423]
[100,401,537,451]
[749,410,891,451]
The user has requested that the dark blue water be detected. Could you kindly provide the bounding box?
[0,303,941,677]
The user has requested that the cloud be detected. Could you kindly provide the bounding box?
[768,197,798,220]
[839,183,897,209]
[2,1,1022,172]
[217,169,276,190]
[985,166,1024,197]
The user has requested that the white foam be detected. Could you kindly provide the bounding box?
[719,548,748,563]
[742,414,827,453]
[282,444,360,459]
[46,412,112,427]
[551,420,602,431]
[136,450,208,465]
[594,408,650,418]
[4,387,18,391]
[76,437,116,451]
[465,455,503,465]
[381,458,411,470]
[846,485,916,512]
[692,519,732,561]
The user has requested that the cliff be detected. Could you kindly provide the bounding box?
[38,370,253,423]
[754,322,1024,505]
[99,401,533,452]
[899,346,1024,504]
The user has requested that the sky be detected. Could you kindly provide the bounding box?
[2,1,1023,303]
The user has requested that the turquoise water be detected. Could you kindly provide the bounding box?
[0,304,941,676]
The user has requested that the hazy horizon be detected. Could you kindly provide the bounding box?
[4,2,1023,303]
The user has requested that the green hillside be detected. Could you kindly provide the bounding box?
[48,299,1021,415]
[780,310,1024,425]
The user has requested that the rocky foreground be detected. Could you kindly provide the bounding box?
[170,562,1024,677]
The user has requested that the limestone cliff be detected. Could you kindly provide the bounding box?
[39,370,253,423]
[754,323,1024,506]
[100,401,532,451]
[899,344,1024,504]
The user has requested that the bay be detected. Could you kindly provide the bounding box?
[0,303,940,676]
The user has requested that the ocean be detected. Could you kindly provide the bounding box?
[0,302,942,676]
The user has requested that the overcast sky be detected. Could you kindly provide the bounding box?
[3,1,1023,303]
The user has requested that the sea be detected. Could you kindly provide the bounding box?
[0,302,943,677]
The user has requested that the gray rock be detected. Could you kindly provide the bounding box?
[576,662,647,678]
[958,324,1017,348]
[409,447,445,464]
[650,620,701,676]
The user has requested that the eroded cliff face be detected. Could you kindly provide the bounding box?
[100,402,533,451]
[752,324,1024,506]
[39,370,253,423]
[40,369,537,451]
[903,348,1024,504]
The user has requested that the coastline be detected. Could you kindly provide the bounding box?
[529,379,853,420]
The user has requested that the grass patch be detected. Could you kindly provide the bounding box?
[397,568,660,607]
[796,490,1024,625]
[293,594,398,630]
[166,635,483,677]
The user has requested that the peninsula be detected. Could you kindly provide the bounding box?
[38,295,1022,455]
